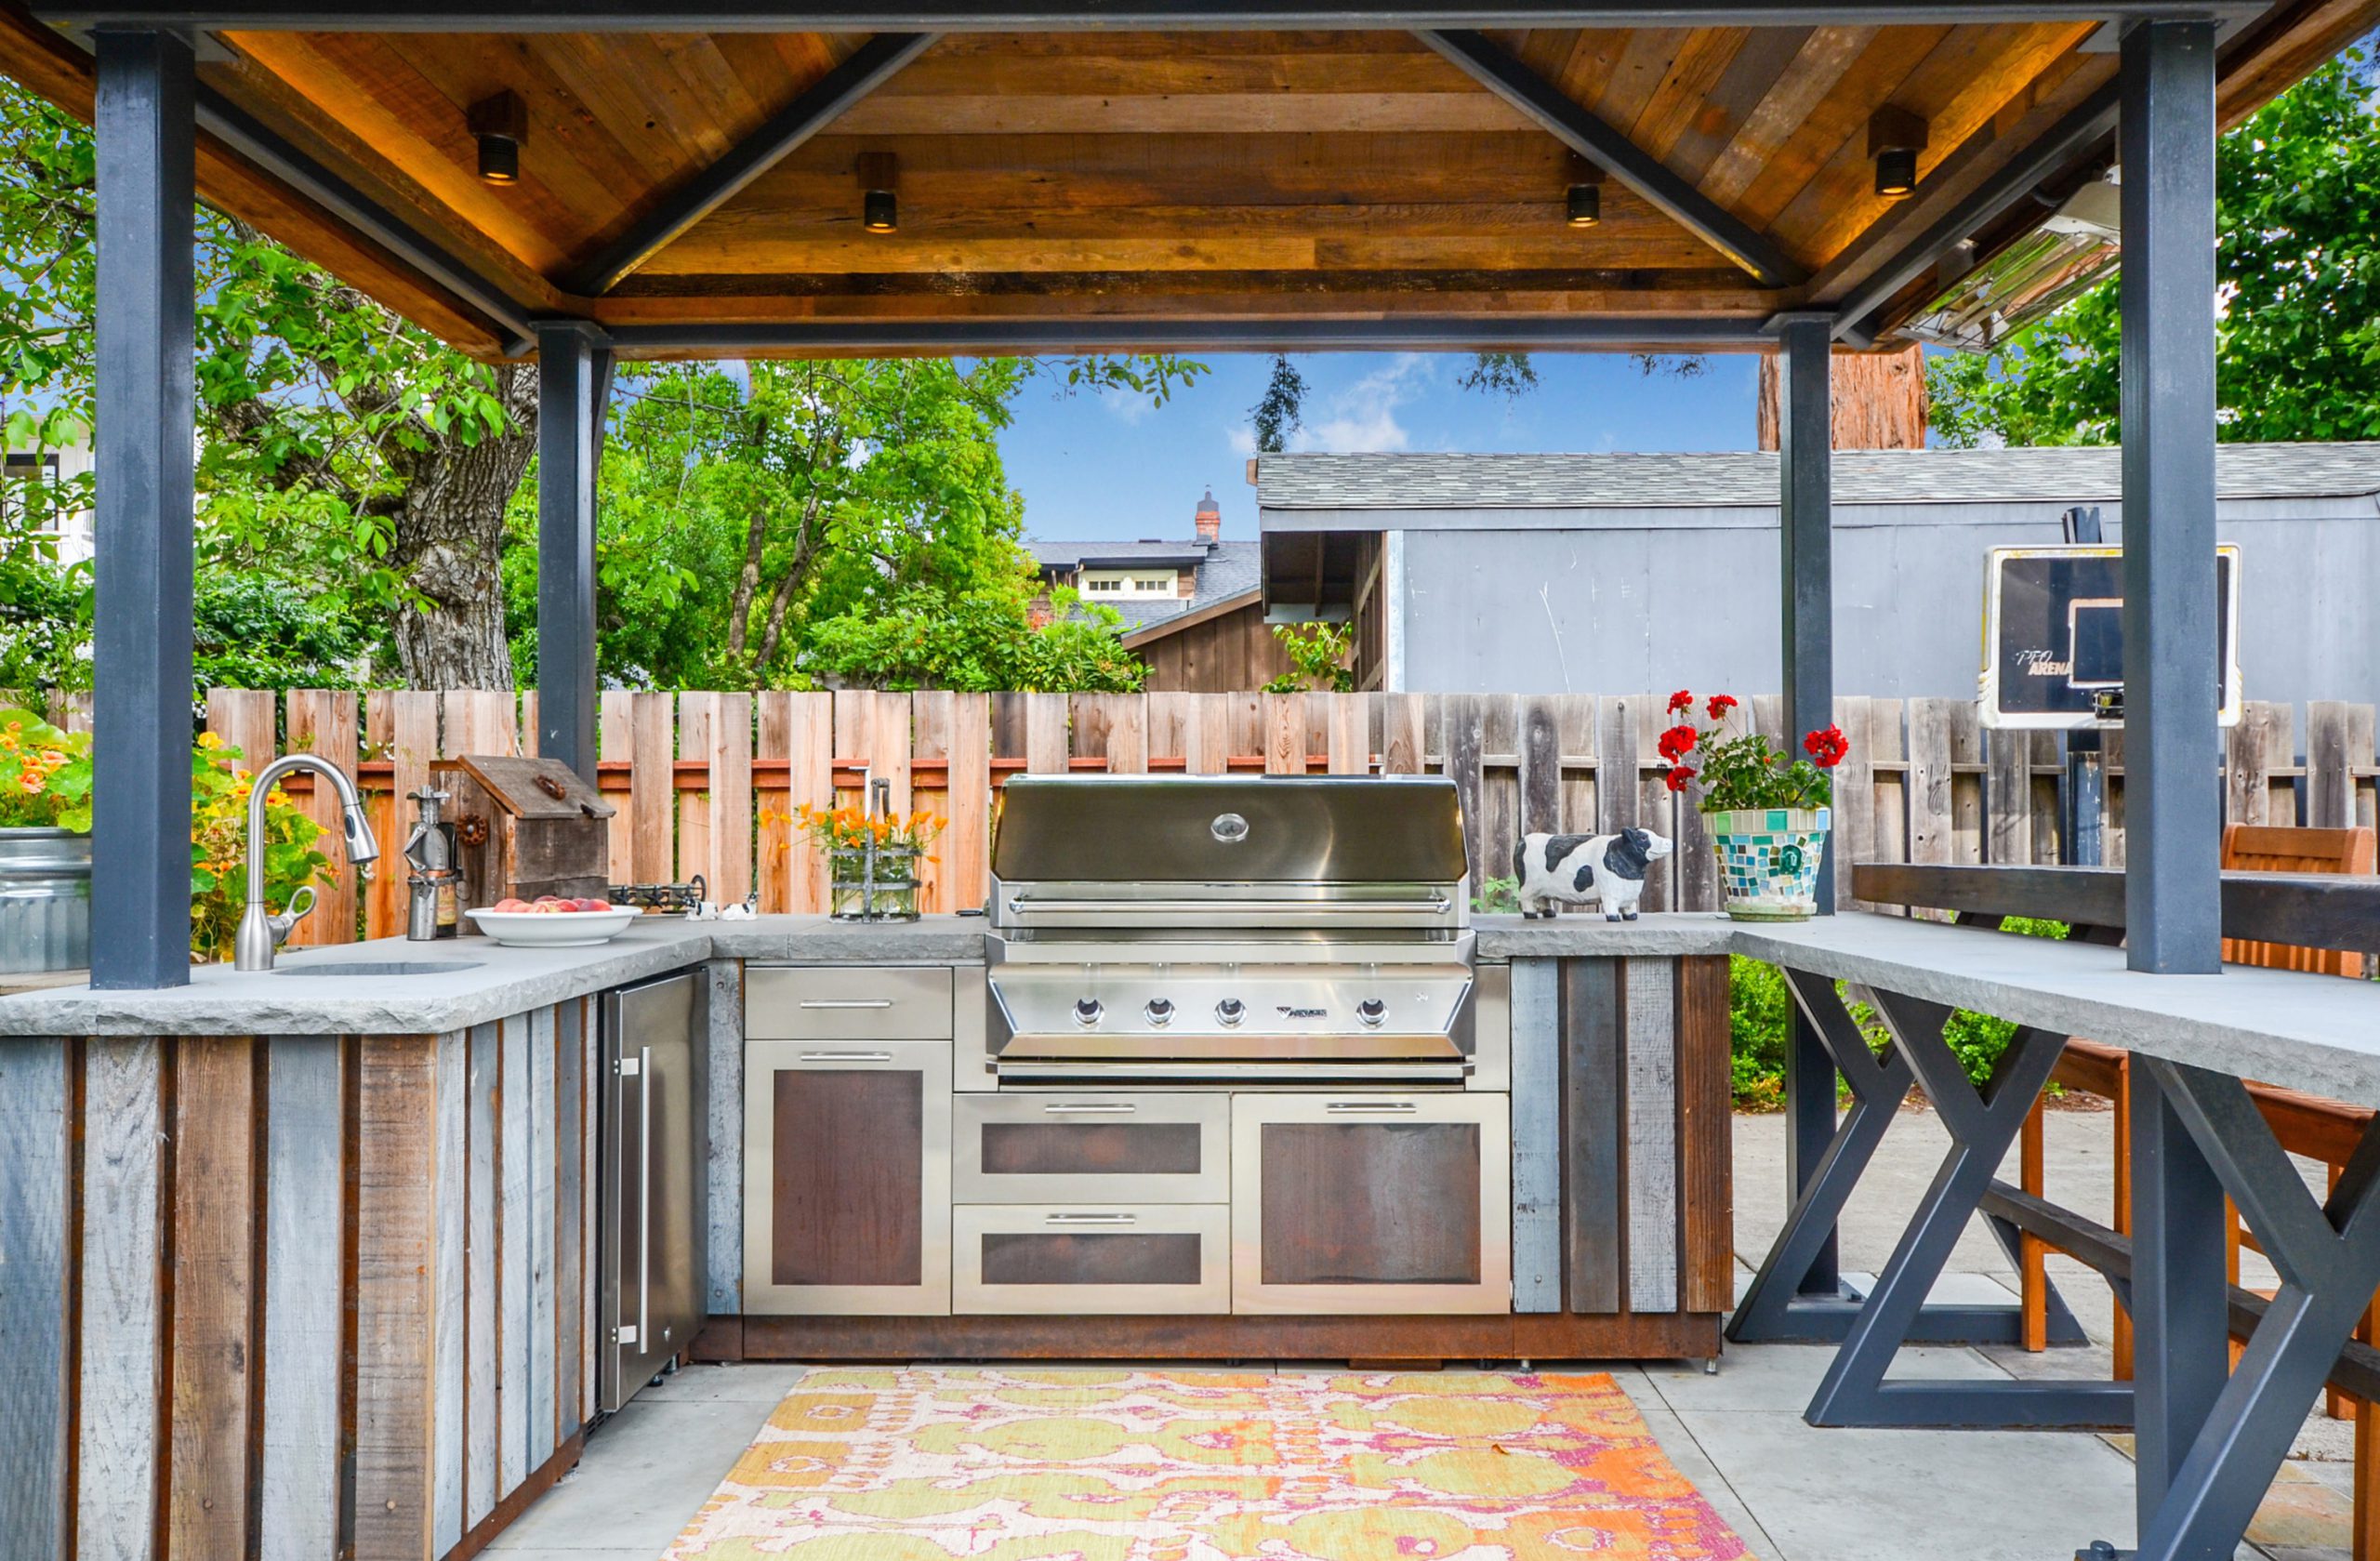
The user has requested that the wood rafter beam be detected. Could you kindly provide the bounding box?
[32,0,2261,30]
[1414,29,1806,288]
[598,312,1775,356]
[563,32,936,296]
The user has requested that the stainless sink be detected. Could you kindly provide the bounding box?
[272,960,484,977]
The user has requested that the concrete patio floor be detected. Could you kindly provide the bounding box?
[492,1105,2358,1561]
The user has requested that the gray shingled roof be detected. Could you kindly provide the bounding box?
[1029,538,1263,631]
[1028,538,1211,568]
[1255,443,2380,510]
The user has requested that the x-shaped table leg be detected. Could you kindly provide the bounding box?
[2118,1058,2380,1561]
[1732,970,2088,1348]
[1803,984,2133,1428]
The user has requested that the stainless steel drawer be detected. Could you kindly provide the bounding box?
[955,1092,1229,1203]
[746,964,954,1041]
[954,1204,1230,1315]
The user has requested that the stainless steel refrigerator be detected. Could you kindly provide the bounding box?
[599,970,706,1413]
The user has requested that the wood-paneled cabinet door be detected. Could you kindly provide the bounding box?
[954,1204,1230,1314]
[744,1038,951,1316]
[1231,1094,1511,1315]
[954,1092,1229,1203]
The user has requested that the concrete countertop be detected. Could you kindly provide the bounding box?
[0,914,990,1038]
[1473,912,1735,959]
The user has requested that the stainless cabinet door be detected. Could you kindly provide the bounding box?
[601,971,705,1414]
[743,1038,952,1316]
[1230,1093,1512,1316]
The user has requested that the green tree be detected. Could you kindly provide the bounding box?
[1930,48,2380,445]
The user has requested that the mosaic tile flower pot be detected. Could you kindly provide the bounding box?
[1705,806,1830,921]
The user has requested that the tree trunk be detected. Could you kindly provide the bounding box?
[386,364,540,689]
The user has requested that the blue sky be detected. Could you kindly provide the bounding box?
[998,351,1761,543]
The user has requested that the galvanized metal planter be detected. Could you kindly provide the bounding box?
[0,826,93,973]
[1707,806,1831,921]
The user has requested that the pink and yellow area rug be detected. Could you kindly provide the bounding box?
[663,1367,1752,1560]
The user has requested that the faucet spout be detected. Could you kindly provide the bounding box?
[235,753,379,972]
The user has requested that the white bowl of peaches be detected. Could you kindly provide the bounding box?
[465,895,641,947]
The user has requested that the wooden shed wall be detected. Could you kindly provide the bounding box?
[1131,599,1299,692]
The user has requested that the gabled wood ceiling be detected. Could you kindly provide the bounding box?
[2,2,2369,357]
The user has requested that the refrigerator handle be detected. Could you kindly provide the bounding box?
[638,1042,652,1353]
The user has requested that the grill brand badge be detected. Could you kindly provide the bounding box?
[1277,1004,1327,1019]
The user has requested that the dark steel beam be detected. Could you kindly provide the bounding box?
[2120,19,2221,974]
[192,85,541,353]
[1830,76,2122,342]
[91,29,196,989]
[33,0,2260,31]
[601,314,1772,353]
[565,33,936,296]
[2128,1058,2232,1544]
[1776,311,1833,908]
[536,321,605,784]
[1416,29,1804,288]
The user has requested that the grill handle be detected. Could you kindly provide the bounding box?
[1042,1102,1137,1115]
[1044,1211,1138,1226]
[1324,1100,1421,1114]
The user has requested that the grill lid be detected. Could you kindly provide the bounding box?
[992,774,1466,885]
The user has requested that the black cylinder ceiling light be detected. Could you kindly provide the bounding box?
[1868,106,1929,200]
[469,90,526,186]
[859,151,899,233]
[1565,154,1604,228]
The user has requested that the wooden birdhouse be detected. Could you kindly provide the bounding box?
[430,754,616,928]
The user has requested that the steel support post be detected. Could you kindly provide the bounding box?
[535,321,609,783]
[1785,1007,1843,1295]
[1805,986,2123,1428]
[89,29,195,989]
[2118,19,2221,973]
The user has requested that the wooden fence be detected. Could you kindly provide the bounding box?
[32,689,2380,940]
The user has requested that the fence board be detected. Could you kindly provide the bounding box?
[1907,697,1955,870]
[945,695,992,912]
[378,691,442,939]
[0,1038,71,1561]
[598,692,638,889]
[2309,701,2374,831]
[2102,728,2127,868]
[1632,698,1675,913]
[1516,695,1561,840]
[1382,693,1425,775]
[205,686,276,768]
[284,690,360,945]
[1869,699,1909,911]
[2030,732,2065,864]
[911,692,953,911]
[1445,695,1487,883]
[627,692,674,886]
[263,1036,347,1561]
[443,690,518,758]
[1988,726,2030,866]
[1024,694,1068,774]
[1481,695,1519,885]
[1948,701,1984,867]
[1264,693,1307,774]
[1554,694,1599,847]
[2227,702,2289,827]
[79,1037,163,1561]
[708,693,754,907]
[785,693,833,914]
[1596,695,1641,838]
[677,695,714,892]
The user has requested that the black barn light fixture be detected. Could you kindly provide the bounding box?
[858,151,899,233]
[469,90,527,186]
[1868,106,1929,200]
[1564,154,1604,228]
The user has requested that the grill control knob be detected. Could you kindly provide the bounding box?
[1145,998,1175,1027]
[1073,997,1104,1026]
[1215,998,1246,1026]
[1356,998,1389,1027]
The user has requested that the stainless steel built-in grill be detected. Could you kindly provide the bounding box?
[985,774,1482,1085]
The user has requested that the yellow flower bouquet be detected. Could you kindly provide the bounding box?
[793,800,944,921]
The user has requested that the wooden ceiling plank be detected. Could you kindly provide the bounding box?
[676,194,1697,243]
[867,40,1478,96]
[1591,24,1692,127]
[651,34,774,155]
[1770,20,2094,263]
[1697,23,1874,206]
[1552,29,1631,114]
[227,31,580,273]
[527,33,726,179]
[1626,24,1750,157]
[590,283,1779,324]
[641,230,1724,275]
[1728,22,1946,228]
[1661,24,1809,180]
[1419,29,1804,285]
[610,265,1755,299]
[569,32,935,293]
[831,91,1533,135]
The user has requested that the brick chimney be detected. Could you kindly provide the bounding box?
[1194,486,1222,544]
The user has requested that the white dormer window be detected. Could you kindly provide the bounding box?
[1081,569,1178,596]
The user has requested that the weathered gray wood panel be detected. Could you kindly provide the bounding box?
[1624,957,1679,1313]
[581,997,600,1421]
[528,1004,558,1470]
[1507,959,1562,1312]
[1563,959,1623,1315]
[555,997,586,1439]
[430,1029,468,1557]
[78,1037,162,1561]
[261,1036,346,1561]
[0,1038,71,1560]
[707,959,744,1315]
[466,1022,498,1530]
[499,1012,531,1494]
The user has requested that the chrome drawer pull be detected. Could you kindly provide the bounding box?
[799,998,895,1009]
[798,1051,894,1063]
[1044,1211,1137,1225]
[1325,1100,1420,1114]
[1042,1102,1137,1115]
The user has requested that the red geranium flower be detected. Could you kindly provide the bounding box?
[1804,725,1850,768]
[1706,695,1739,721]
[1663,764,1697,794]
[1657,723,1699,762]
[1666,689,1694,715]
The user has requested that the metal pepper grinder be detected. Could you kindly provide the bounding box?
[402,787,460,941]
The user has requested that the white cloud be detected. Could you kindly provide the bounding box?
[1224,424,1258,456]
[1290,353,1435,453]
[1098,385,1156,426]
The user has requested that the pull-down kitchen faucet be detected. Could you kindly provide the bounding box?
[234,754,380,972]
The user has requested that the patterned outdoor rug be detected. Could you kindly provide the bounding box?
[664,1367,1751,1559]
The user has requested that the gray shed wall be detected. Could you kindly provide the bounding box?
[1386,496,2380,708]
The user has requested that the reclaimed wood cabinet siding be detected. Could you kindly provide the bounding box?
[0,1003,599,1561]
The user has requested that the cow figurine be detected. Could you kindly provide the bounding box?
[1512,828,1674,920]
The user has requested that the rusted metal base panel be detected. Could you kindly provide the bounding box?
[707,1311,1722,1364]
